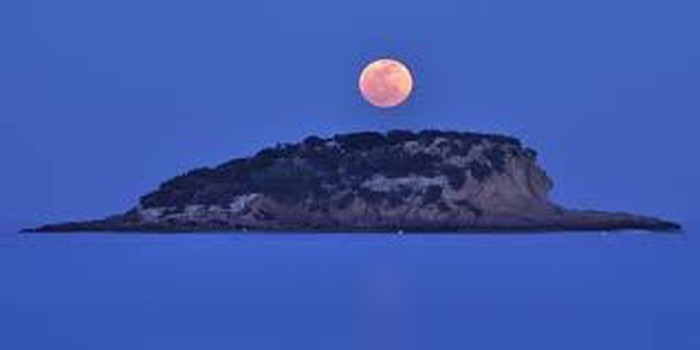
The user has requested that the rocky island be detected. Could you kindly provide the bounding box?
[28,130,680,233]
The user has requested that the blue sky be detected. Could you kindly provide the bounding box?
[1,0,698,230]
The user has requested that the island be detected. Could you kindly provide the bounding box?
[26,130,681,233]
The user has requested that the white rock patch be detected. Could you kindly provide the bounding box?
[229,193,260,213]
[361,175,447,192]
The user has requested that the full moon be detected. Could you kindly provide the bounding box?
[359,58,413,108]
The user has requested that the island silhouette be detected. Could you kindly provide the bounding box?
[27,130,680,233]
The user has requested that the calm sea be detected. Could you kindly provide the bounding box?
[1,226,698,350]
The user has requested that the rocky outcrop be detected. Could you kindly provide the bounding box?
[26,130,681,233]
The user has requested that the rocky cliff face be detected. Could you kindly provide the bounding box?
[28,130,680,232]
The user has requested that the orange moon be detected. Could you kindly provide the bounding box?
[359,58,413,108]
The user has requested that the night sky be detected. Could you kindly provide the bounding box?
[1,0,698,230]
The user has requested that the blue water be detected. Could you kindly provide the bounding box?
[1,228,698,350]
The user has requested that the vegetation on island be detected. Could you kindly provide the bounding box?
[139,130,532,210]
